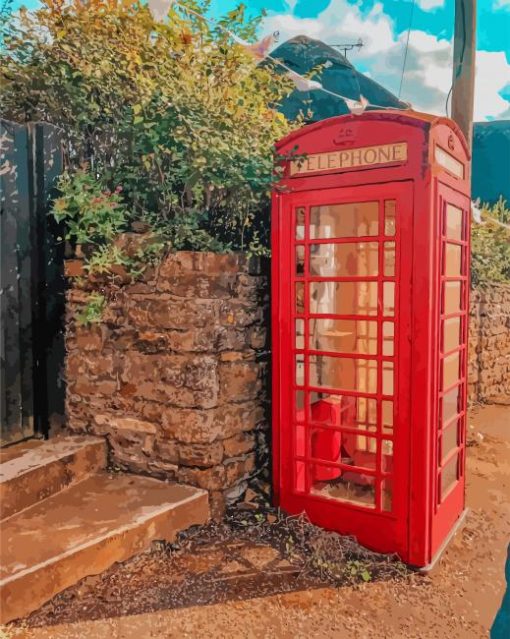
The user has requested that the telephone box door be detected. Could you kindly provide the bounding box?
[275,181,413,557]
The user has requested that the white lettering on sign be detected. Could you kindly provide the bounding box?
[290,142,408,176]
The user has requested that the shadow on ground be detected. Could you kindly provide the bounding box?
[20,497,408,628]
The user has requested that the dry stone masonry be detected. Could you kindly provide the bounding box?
[65,239,509,517]
[468,283,510,404]
[65,247,269,518]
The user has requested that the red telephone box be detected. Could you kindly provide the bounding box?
[271,110,471,568]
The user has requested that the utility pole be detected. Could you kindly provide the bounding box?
[451,0,477,150]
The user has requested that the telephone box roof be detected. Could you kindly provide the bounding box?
[275,109,470,159]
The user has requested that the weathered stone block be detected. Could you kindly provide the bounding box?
[223,432,256,459]
[177,441,224,468]
[121,352,219,408]
[219,361,262,403]
[127,296,219,330]
[177,465,226,491]
[157,272,237,299]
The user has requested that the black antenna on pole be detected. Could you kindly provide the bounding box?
[329,38,364,59]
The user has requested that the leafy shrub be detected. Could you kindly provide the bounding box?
[52,169,128,246]
[1,0,296,255]
[471,197,510,286]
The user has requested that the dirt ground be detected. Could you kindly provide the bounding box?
[5,403,509,639]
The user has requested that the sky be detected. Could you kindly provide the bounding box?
[8,0,510,121]
[216,0,510,121]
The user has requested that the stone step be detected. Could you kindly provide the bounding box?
[0,472,209,624]
[0,436,107,520]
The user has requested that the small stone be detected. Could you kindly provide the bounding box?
[244,488,258,503]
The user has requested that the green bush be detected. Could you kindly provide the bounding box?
[1,0,296,254]
[52,169,128,246]
[471,197,510,287]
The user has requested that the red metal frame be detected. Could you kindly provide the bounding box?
[271,110,471,567]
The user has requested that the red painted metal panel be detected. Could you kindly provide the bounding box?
[271,110,471,567]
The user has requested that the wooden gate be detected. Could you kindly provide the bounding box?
[0,119,65,446]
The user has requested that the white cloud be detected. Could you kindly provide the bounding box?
[474,51,510,120]
[493,0,510,10]
[416,0,445,10]
[263,0,510,121]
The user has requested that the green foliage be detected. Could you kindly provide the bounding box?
[346,560,372,582]
[471,197,510,286]
[1,0,296,254]
[77,292,106,326]
[84,244,130,275]
[52,169,128,246]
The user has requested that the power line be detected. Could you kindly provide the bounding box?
[446,0,467,117]
[398,0,416,99]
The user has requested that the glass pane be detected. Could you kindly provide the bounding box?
[308,394,377,430]
[310,202,379,239]
[295,424,306,457]
[310,281,378,316]
[383,321,395,356]
[295,460,306,492]
[382,439,394,472]
[384,200,396,236]
[383,361,394,395]
[355,431,378,456]
[445,243,462,276]
[310,427,342,464]
[446,204,463,241]
[441,453,459,499]
[295,391,305,422]
[444,317,461,353]
[442,421,458,461]
[295,354,305,386]
[444,281,462,314]
[311,468,376,508]
[310,428,377,470]
[382,479,393,512]
[296,245,305,276]
[383,282,395,316]
[295,282,305,314]
[309,356,377,394]
[309,391,341,425]
[309,243,379,277]
[384,242,396,276]
[295,207,305,240]
[443,352,460,389]
[443,385,460,423]
[382,400,394,435]
[295,319,305,349]
[310,319,377,354]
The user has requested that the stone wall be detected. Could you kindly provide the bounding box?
[468,283,510,404]
[65,242,509,518]
[65,248,269,518]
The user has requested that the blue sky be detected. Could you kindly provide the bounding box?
[216,0,510,120]
[8,0,510,120]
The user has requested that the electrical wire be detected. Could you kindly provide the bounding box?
[398,0,416,100]
[446,0,467,117]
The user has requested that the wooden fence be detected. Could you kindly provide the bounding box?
[0,119,65,446]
